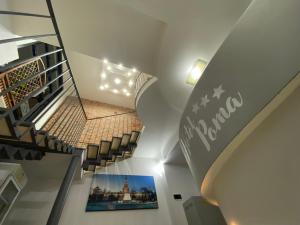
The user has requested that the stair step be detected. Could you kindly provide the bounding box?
[47,136,57,150]
[13,150,23,160]
[82,131,141,171]
[111,137,121,151]
[16,122,36,144]
[86,144,99,160]
[0,144,44,160]
[99,141,110,155]
[0,111,18,138]
[0,147,10,159]
[35,130,48,147]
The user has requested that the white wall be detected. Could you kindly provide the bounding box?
[4,154,72,225]
[133,0,252,160]
[210,86,300,225]
[59,157,199,225]
[163,164,200,225]
[0,1,19,66]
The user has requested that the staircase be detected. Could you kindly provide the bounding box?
[0,3,86,163]
[0,1,145,171]
[82,130,140,172]
[0,110,78,160]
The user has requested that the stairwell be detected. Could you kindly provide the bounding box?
[41,97,143,172]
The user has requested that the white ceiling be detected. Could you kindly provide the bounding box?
[68,51,142,109]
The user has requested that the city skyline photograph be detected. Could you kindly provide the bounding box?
[86,174,159,211]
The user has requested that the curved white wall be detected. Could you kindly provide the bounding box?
[211,86,300,225]
[128,0,252,159]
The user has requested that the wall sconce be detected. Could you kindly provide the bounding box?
[186,59,207,86]
[153,161,165,177]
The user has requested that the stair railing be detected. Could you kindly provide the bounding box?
[134,72,157,107]
[0,2,87,146]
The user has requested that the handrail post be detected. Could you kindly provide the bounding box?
[46,0,87,120]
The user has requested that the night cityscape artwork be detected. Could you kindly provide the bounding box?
[86,174,159,211]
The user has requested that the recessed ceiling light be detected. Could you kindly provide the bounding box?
[114,78,121,84]
[127,72,132,76]
[112,89,119,94]
[128,80,134,87]
[132,68,137,73]
[107,66,112,71]
[118,63,123,69]
[125,92,131,96]
[99,85,104,90]
[104,84,109,89]
[101,72,106,79]
[122,88,128,93]
[103,59,108,64]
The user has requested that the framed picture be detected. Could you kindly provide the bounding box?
[86,174,159,211]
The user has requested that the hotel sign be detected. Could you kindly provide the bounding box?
[179,0,300,187]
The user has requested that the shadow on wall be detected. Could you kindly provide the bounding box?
[135,82,181,159]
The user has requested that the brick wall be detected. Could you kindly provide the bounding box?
[77,99,143,148]
[43,97,143,148]
[82,98,134,118]
[42,96,86,146]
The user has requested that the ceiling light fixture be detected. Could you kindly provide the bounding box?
[107,66,112,71]
[122,88,128,93]
[104,84,109,89]
[114,78,121,84]
[103,59,108,64]
[125,92,131,96]
[128,80,134,87]
[128,72,132,76]
[101,72,106,79]
[186,59,207,86]
[112,89,119,94]
[118,63,123,69]
[132,68,137,73]
[99,85,104,90]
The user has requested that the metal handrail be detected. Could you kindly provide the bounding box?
[0,60,67,97]
[0,34,57,45]
[0,48,63,72]
[46,0,87,120]
[0,10,51,18]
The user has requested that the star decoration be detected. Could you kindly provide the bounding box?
[192,103,200,114]
[212,85,225,100]
[200,95,210,108]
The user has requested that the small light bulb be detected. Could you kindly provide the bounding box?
[104,84,109,89]
[128,80,134,87]
[99,86,104,90]
[113,89,119,94]
[128,72,132,76]
[114,78,121,84]
[103,59,108,64]
[101,72,106,79]
[118,63,123,68]
[122,88,128,93]
[132,68,137,73]
[107,66,112,71]
[125,92,131,96]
